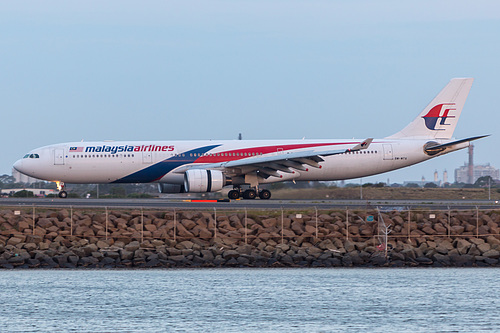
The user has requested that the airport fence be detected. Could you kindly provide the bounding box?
[1,205,499,247]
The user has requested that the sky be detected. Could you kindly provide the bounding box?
[1,1,499,184]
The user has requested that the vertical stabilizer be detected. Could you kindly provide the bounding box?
[387,78,473,139]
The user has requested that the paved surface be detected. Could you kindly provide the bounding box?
[1,197,499,210]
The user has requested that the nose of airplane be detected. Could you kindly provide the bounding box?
[13,159,25,174]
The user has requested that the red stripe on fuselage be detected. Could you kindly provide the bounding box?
[191,142,357,163]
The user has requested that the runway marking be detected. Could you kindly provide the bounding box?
[183,199,231,203]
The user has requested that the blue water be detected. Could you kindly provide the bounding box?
[0,268,498,332]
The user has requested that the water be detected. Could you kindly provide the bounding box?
[0,268,498,332]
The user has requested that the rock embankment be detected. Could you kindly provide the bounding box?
[0,208,499,268]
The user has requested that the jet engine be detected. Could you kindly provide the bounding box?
[184,169,229,192]
[158,183,186,193]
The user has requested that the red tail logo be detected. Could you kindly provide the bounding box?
[422,103,456,130]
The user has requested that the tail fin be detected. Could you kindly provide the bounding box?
[387,78,474,139]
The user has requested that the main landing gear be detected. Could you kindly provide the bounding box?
[56,181,68,198]
[228,187,271,200]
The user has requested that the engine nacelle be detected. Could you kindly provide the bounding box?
[158,183,186,193]
[184,169,228,193]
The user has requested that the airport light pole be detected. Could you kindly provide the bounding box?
[488,177,491,200]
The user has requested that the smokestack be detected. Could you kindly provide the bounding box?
[434,170,438,182]
[443,169,448,183]
[468,144,474,184]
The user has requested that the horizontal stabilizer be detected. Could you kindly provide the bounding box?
[424,135,489,155]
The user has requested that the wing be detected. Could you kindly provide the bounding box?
[174,139,373,180]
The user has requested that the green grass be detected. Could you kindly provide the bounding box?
[271,187,500,201]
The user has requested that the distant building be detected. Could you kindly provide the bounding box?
[403,180,440,187]
[454,163,499,184]
[403,174,440,187]
[1,188,57,197]
[12,168,41,184]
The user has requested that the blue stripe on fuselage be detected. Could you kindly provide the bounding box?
[112,145,221,183]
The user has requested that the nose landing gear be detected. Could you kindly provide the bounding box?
[55,181,68,198]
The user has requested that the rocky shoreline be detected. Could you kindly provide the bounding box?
[0,208,499,268]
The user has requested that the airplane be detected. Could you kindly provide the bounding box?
[13,78,487,200]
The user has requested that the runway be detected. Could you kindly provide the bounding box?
[1,197,499,211]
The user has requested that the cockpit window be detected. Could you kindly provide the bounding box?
[24,153,40,159]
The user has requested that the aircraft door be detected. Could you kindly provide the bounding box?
[142,151,153,164]
[54,149,65,165]
[383,144,393,160]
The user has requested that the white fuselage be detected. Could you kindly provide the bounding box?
[13,138,462,186]
[12,78,479,195]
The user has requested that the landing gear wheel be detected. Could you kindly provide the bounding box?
[259,189,271,200]
[228,190,240,200]
[243,189,257,199]
[58,191,68,198]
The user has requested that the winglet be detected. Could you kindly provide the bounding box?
[347,138,373,152]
